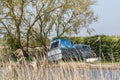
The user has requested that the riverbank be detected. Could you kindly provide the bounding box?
[50,62,120,70]
[0,61,120,70]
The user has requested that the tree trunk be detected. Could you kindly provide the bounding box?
[16,26,29,57]
[26,32,29,53]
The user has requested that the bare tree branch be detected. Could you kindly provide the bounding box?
[1,21,11,35]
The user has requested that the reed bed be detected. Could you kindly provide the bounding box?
[0,48,120,80]
[0,59,120,80]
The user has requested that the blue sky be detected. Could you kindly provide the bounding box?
[79,0,120,36]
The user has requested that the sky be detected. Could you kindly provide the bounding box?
[79,0,120,36]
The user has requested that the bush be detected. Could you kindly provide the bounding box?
[56,35,120,62]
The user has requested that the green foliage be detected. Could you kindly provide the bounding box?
[5,34,19,50]
[58,35,120,62]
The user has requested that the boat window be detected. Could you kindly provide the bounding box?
[50,41,59,49]
[82,46,90,50]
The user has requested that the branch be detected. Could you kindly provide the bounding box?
[1,21,11,35]
[18,0,24,26]
[41,5,64,17]
[58,26,72,37]
[2,1,16,20]
[57,13,74,37]
[31,29,43,42]
[0,18,13,19]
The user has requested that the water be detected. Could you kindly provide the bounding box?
[46,67,120,80]
[88,69,120,80]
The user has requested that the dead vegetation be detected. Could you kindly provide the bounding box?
[0,47,120,80]
[0,59,120,80]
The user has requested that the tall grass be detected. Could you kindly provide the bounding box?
[0,48,120,80]
[0,59,120,80]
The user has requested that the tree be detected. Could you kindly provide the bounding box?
[0,0,30,57]
[0,0,97,57]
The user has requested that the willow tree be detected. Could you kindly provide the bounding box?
[0,0,97,57]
